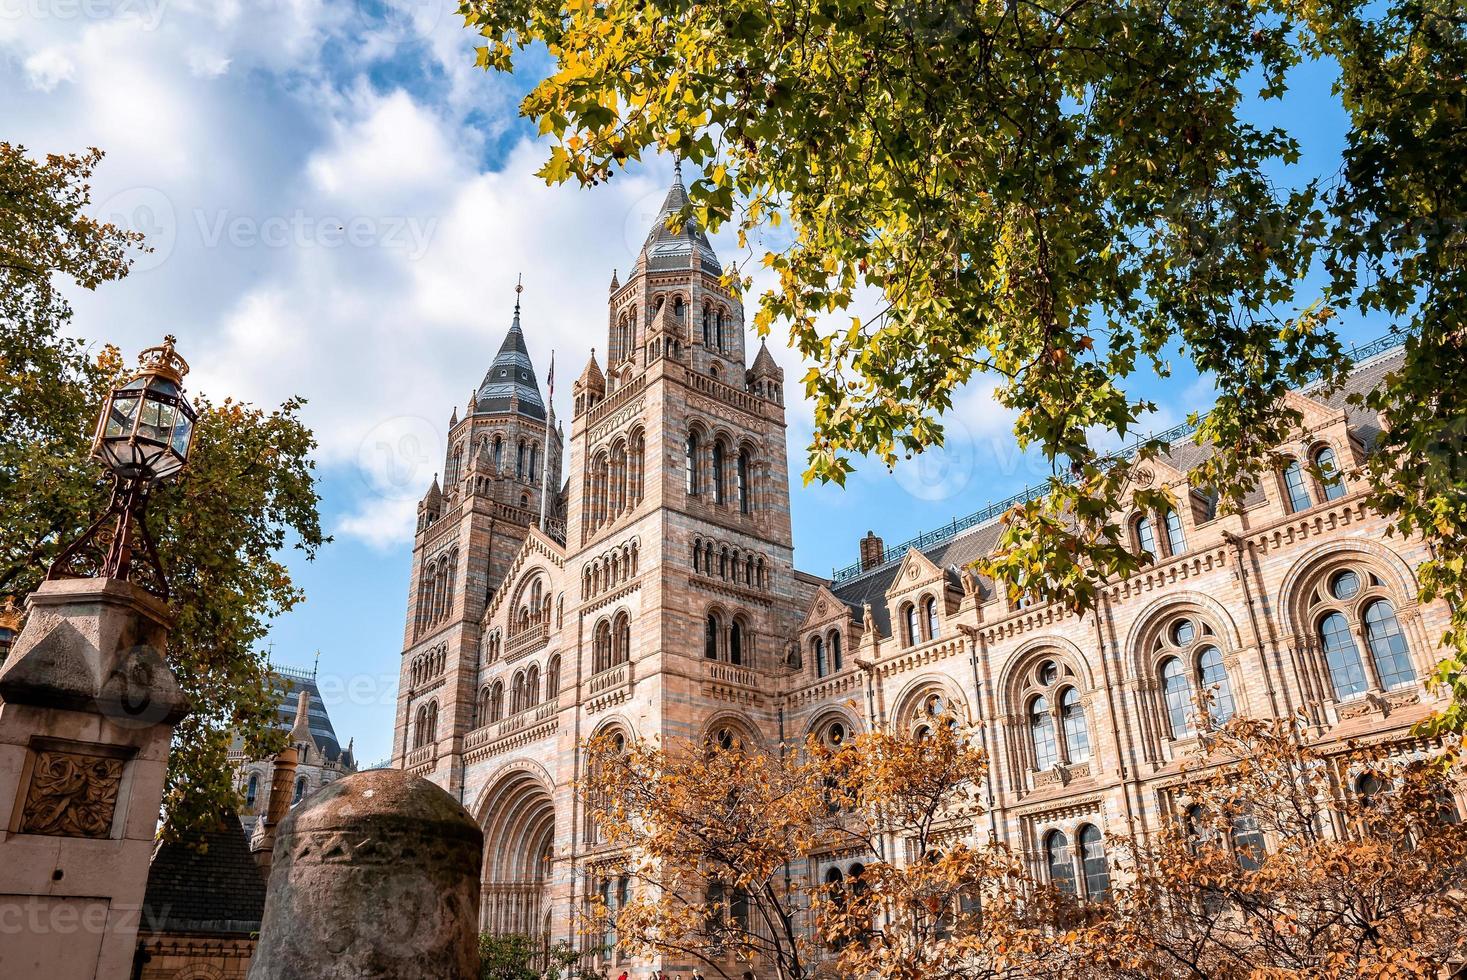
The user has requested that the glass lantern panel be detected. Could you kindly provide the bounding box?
[171,412,193,458]
[104,392,141,438]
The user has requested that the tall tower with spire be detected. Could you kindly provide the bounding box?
[391,287,565,794]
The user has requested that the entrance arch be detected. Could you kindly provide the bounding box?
[477,768,557,942]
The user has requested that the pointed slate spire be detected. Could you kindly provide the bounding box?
[449,405,459,427]
[475,275,546,420]
[609,268,620,291]
[640,159,720,275]
[425,472,442,508]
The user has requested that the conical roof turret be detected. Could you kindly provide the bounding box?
[475,279,546,420]
[575,349,605,394]
[639,160,721,275]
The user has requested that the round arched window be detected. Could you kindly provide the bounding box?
[1330,569,1361,601]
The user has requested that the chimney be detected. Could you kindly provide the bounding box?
[252,745,299,873]
[859,531,885,571]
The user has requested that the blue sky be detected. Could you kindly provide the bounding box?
[4,1,1388,765]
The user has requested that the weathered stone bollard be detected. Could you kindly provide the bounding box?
[248,767,483,979]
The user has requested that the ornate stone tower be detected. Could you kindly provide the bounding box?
[391,297,565,797]
[565,161,799,750]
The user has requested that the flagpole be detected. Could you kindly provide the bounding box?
[540,348,554,529]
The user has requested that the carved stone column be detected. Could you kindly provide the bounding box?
[0,578,189,980]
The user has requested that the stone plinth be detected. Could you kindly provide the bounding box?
[0,577,189,980]
[248,768,482,980]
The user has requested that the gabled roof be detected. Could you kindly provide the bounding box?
[477,308,546,421]
[141,809,266,937]
[640,162,722,276]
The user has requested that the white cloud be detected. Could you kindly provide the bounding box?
[23,47,74,90]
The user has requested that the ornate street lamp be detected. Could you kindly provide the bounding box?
[47,336,197,599]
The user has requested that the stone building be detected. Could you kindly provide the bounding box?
[231,663,357,839]
[391,167,1454,971]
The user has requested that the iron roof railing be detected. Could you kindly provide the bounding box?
[829,330,1406,583]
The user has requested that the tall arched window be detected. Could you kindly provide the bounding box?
[511,671,527,714]
[1363,600,1415,689]
[1231,813,1266,870]
[293,776,307,804]
[1030,696,1059,770]
[615,613,631,666]
[685,432,700,495]
[1319,610,1368,700]
[1196,646,1236,722]
[516,440,526,480]
[923,596,940,640]
[1316,445,1346,501]
[1160,657,1192,738]
[813,636,827,677]
[526,665,541,706]
[903,604,918,647]
[245,773,259,808]
[594,620,613,673]
[1059,687,1091,762]
[715,310,725,351]
[1283,458,1312,512]
[705,614,720,660]
[490,681,504,722]
[737,449,751,514]
[673,296,684,320]
[702,304,712,347]
[1162,507,1186,556]
[528,443,538,482]
[730,621,743,666]
[1134,513,1157,558]
[493,435,503,471]
[712,441,727,504]
[829,631,843,672]
[545,655,561,699]
[1079,824,1110,900]
[1045,831,1076,894]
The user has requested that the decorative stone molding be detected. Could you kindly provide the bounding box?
[17,742,129,838]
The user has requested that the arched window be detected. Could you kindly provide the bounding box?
[1196,646,1235,722]
[1319,610,1368,700]
[715,310,725,351]
[1162,507,1186,556]
[702,304,712,347]
[293,776,307,804]
[1160,657,1192,738]
[813,636,827,677]
[903,604,918,647]
[490,681,504,722]
[1030,696,1059,770]
[1079,824,1110,900]
[829,631,843,672]
[511,671,527,714]
[1045,831,1076,894]
[593,620,613,673]
[245,773,258,808]
[615,613,631,666]
[923,596,940,640]
[1363,600,1415,690]
[712,441,726,504]
[737,448,751,514]
[1134,513,1157,558]
[1282,458,1312,512]
[1059,687,1091,762]
[546,655,561,699]
[493,435,503,471]
[730,621,743,666]
[1316,445,1346,501]
[673,296,684,321]
[1231,813,1266,870]
[516,440,526,480]
[528,443,538,482]
[686,432,700,495]
[526,665,541,706]
[705,614,720,660]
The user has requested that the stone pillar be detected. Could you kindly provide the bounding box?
[249,768,482,980]
[0,578,189,980]
[249,746,298,873]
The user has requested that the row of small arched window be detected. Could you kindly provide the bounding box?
[585,431,646,534]
[408,644,447,688]
[414,548,458,638]
[690,537,769,589]
[475,655,563,727]
[583,539,641,599]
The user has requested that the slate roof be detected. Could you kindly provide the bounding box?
[140,810,266,937]
[641,164,722,276]
[477,311,547,421]
[827,345,1406,635]
[230,665,351,766]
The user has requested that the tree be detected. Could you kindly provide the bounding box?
[0,143,326,836]
[1101,715,1467,978]
[460,0,1467,719]
[579,719,1093,980]
[479,932,600,980]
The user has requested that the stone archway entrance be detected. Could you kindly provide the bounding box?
[478,770,556,948]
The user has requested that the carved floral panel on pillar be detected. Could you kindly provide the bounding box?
[19,750,125,838]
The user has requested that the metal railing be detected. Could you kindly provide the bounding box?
[829,331,1407,583]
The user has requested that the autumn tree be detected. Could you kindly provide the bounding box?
[0,143,325,835]
[580,719,1096,980]
[1100,715,1467,979]
[460,0,1467,720]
